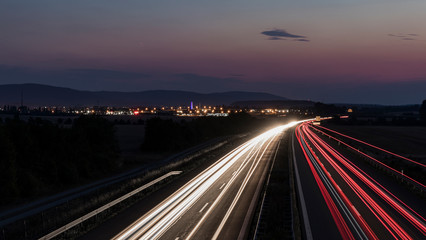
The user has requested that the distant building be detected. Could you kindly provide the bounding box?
[313,116,321,125]
[206,113,228,117]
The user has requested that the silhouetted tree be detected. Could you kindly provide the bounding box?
[72,115,120,176]
[314,102,345,115]
[141,112,260,152]
[0,127,19,203]
[0,116,120,204]
[420,100,426,124]
[64,118,73,124]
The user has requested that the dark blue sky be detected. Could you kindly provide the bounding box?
[1,0,425,104]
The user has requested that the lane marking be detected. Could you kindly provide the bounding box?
[114,122,306,240]
[243,134,283,240]
[292,134,313,240]
[219,183,226,190]
[117,140,258,240]
[39,171,182,240]
[186,135,268,240]
[199,203,209,213]
[213,135,278,240]
[299,125,367,239]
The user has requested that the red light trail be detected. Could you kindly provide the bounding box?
[314,125,426,168]
[295,121,425,239]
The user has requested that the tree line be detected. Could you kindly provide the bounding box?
[0,116,120,204]
[0,111,295,204]
[142,112,267,152]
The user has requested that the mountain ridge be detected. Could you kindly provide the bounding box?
[0,83,288,107]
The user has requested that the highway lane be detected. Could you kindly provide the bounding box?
[113,121,302,240]
[292,129,345,240]
[312,125,426,224]
[165,128,278,240]
[293,121,426,240]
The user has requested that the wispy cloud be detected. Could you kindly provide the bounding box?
[261,29,309,42]
[388,33,420,41]
[268,36,286,40]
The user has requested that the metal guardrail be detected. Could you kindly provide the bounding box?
[313,127,426,192]
[0,137,228,227]
[38,171,182,240]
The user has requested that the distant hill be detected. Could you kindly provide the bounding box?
[231,100,315,108]
[0,83,288,107]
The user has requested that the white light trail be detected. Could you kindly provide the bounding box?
[113,120,305,240]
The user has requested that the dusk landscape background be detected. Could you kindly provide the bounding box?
[1,1,426,240]
[1,0,425,104]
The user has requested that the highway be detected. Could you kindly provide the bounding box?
[293,121,426,240]
[111,121,301,240]
[0,136,229,235]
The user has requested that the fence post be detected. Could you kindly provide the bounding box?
[24,220,27,239]
[42,211,44,231]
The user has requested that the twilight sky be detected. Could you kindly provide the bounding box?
[1,0,425,104]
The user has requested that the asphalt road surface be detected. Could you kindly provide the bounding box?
[84,121,302,240]
[292,121,425,240]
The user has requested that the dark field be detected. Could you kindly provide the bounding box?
[320,123,426,187]
[114,125,168,166]
[323,124,426,158]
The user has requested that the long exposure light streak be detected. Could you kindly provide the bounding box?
[296,121,425,239]
[311,126,425,188]
[306,127,426,235]
[314,125,426,168]
[297,125,361,240]
[114,120,303,240]
[301,125,408,239]
[301,129,377,239]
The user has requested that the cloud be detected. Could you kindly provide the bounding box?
[268,36,285,40]
[261,29,309,41]
[261,29,305,38]
[295,39,310,42]
[388,33,420,41]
